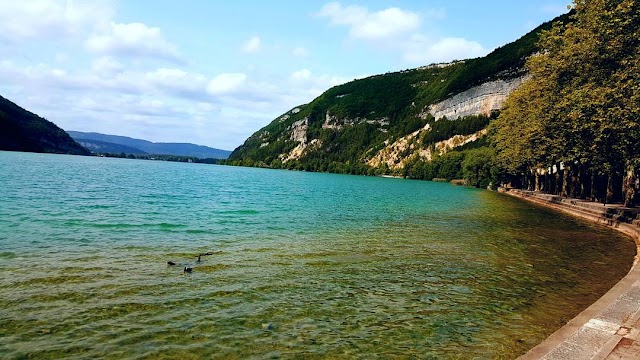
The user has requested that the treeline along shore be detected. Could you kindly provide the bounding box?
[491,0,640,207]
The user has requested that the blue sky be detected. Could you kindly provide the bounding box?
[0,1,569,150]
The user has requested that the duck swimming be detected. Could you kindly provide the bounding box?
[183,266,193,273]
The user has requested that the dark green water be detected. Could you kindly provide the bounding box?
[0,151,635,359]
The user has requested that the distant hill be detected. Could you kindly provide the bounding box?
[74,139,147,155]
[0,95,91,156]
[68,131,231,159]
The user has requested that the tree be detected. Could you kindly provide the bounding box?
[491,0,640,205]
[462,147,498,188]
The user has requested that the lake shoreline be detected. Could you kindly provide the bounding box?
[504,189,640,359]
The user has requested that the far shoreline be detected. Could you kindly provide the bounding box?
[503,189,640,359]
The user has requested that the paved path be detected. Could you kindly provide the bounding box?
[504,190,640,360]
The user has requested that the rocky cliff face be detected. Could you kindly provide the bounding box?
[322,112,389,131]
[426,76,527,121]
[365,76,526,170]
[367,126,488,170]
[279,117,319,162]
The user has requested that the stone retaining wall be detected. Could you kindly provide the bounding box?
[505,189,640,359]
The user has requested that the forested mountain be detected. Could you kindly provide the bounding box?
[68,131,231,159]
[0,95,91,156]
[228,13,570,179]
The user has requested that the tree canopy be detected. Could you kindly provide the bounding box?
[490,0,640,204]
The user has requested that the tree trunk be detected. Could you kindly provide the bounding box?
[555,164,561,195]
[580,165,590,199]
[570,163,579,198]
[544,172,549,193]
[623,163,637,207]
[562,164,570,197]
[612,170,623,203]
[606,175,614,205]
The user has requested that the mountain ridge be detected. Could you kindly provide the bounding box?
[73,138,148,155]
[68,131,231,159]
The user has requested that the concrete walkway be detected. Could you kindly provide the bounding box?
[504,189,640,360]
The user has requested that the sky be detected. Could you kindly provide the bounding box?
[0,1,570,151]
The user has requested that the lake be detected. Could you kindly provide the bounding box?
[0,151,634,359]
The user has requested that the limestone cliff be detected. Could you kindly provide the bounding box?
[425,77,527,121]
[322,111,389,131]
[279,117,315,162]
[367,126,488,171]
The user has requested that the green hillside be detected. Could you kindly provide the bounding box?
[228,13,571,175]
[0,96,91,156]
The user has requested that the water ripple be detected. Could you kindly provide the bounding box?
[0,152,635,359]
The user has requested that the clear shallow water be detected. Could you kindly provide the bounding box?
[0,151,634,359]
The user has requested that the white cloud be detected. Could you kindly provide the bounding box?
[0,0,111,41]
[318,2,420,41]
[289,69,352,98]
[292,47,310,58]
[0,1,181,63]
[206,73,248,95]
[290,69,312,81]
[318,2,488,66]
[430,38,486,61]
[242,36,262,54]
[86,22,182,62]
[404,36,487,64]
[0,60,86,90]
[91,57,123,75]
[146,68,198,86]
[143,68,209,98]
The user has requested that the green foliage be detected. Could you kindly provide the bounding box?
[462,147,499,188]
[402,145,498,188]
[490,0,640,203]
[456,136,489,151]
[422,113,494,145]
[437,152,466,181]
[493,0,640,175]
[321,75,416,120]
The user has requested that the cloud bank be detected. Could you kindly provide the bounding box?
[318,2,487,65]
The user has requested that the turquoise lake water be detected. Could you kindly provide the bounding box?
[0,151,635,359]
